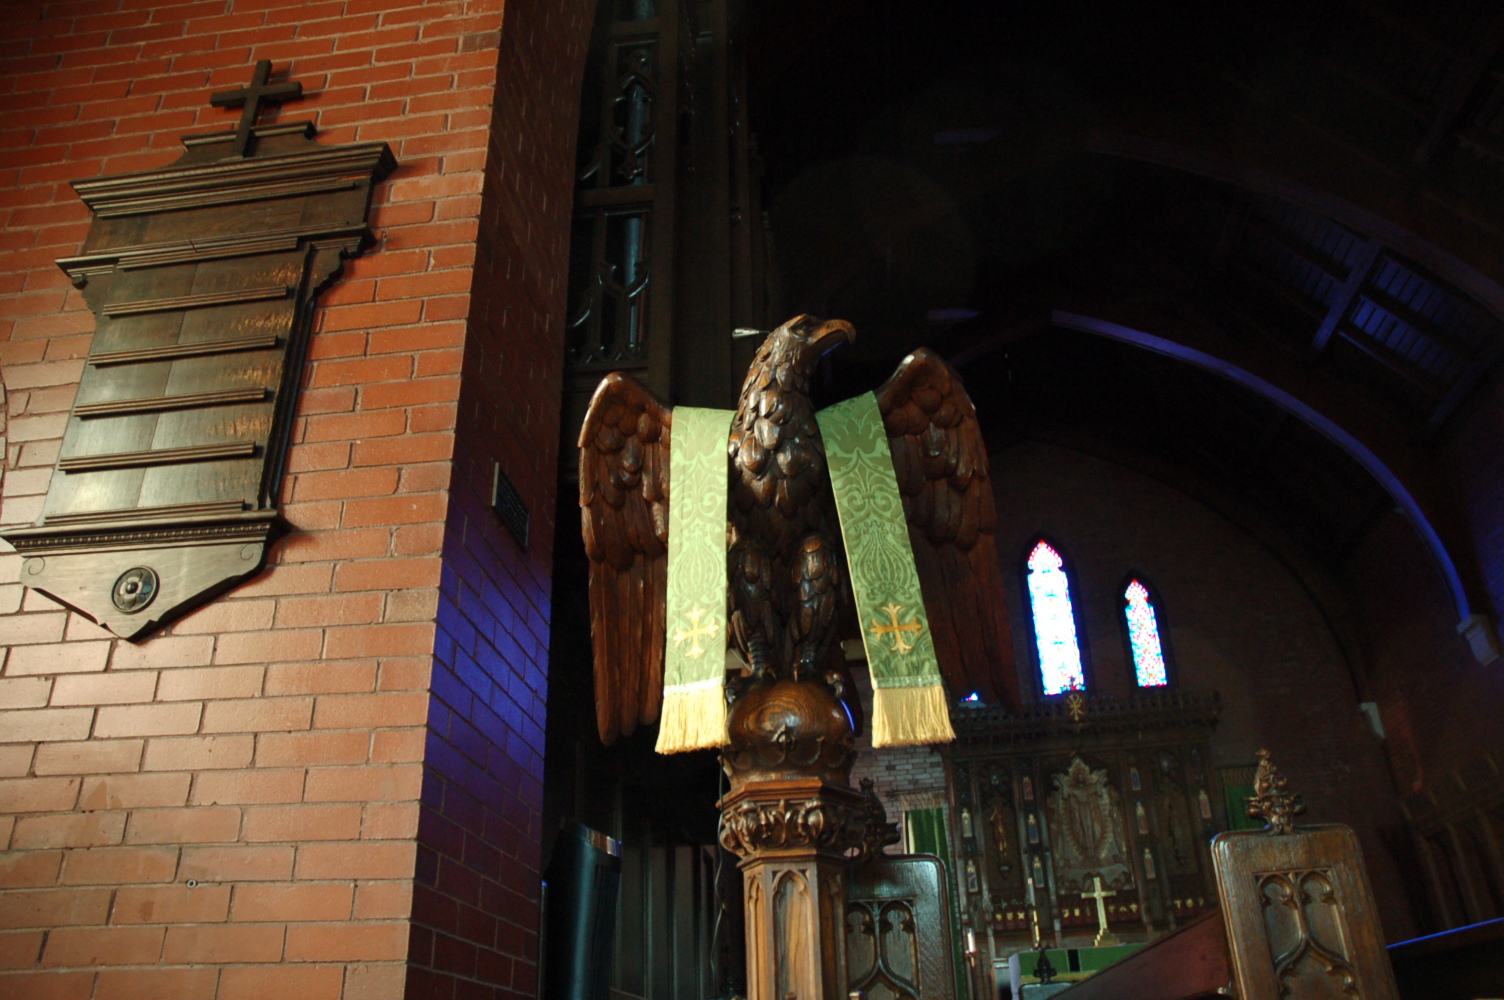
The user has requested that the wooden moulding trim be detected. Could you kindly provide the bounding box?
[90,335,281,367]
[948,689,1223,745]
[58,442,257,473]
[102,285,292,317]
[74,387,269,418]
[94,176,358,219]
[42,500,248,526]
[568,358,653,374]
[2,510,280,553]
[118,235,302,270]
[180,120,316,147]
[57,226,366,274]
[71,138,396,208]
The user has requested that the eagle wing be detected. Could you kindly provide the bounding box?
[875,348,1019,712]
[579,373,672,744]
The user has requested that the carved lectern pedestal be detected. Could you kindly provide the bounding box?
[717,678,868,1000]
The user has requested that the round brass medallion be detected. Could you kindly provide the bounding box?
[111,567,159,614]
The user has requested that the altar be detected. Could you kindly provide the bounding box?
[1005,943,1145,996]
[939,689,1226,999]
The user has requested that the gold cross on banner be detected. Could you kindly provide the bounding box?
[870,601,922,654]
[1081,875,1120,947]
[672,608,718,659]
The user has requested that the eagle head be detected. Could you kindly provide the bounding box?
[755,315,856,390]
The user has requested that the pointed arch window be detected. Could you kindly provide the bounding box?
[1123,579,1169,687]
[1026,540,1086,695]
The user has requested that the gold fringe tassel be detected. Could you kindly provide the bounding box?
[871,684,956,748]
[654,684,729,754]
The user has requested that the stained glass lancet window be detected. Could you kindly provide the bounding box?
[1026,540,1085,695]
[1124,579,1169,687]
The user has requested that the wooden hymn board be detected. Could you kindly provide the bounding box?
[1,62,396,640]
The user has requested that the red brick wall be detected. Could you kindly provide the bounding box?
[1368,370,1504,794]
[0,2,589,998]
[1349,510,1504,795]
[406,0,592,997]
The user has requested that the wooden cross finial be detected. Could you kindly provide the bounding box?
[1245,748,1306,835]
[210,60,303,158]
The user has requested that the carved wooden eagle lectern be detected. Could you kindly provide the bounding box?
[579,314,1017,738]
[579,316,1014,1000]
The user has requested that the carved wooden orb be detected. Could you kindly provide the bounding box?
[722,677,856,789]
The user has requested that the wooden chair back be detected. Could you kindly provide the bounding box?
[847,854,958,1000]
[1211,824,1402,1000]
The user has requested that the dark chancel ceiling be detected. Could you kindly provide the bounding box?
[741,0,1504,599]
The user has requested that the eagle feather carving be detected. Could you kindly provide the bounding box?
[579,315,1017,744]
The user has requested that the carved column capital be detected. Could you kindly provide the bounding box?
[717,778,868,858]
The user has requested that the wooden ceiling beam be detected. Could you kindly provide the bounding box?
[1244,214,1351,284]
[1429,342,1504,432]
[1356,280,1480,362]
[1314,236,1384,352]
[1229,260,1327,329]
[1334,325,1449,398]
[1413,10,1504,167]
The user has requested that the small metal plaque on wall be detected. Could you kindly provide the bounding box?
[0,62,396,640]
[492,461,530,551]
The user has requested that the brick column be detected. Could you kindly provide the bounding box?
[0,2,593,998]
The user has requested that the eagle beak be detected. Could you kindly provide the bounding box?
[809,318,855,355]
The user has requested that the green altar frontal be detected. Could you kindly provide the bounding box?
[1007,942,1146,991]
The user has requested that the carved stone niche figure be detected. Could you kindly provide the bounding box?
[0,61,394,640]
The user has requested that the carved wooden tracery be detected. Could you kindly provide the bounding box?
[1,64,395,639]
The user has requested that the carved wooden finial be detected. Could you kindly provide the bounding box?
[1245,748,1305,835]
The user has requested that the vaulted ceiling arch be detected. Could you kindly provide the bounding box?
[1047,310,1471,623]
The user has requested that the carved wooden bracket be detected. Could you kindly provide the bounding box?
[1,66,395,640]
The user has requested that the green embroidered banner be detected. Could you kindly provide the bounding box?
[657,406,736,753]
[817,393,955,747]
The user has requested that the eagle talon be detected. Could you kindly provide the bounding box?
[745,634,771,679]
[792,653,822,682]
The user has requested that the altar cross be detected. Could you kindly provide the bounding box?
[211,60,303,158]
[1081,875,1119,947]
